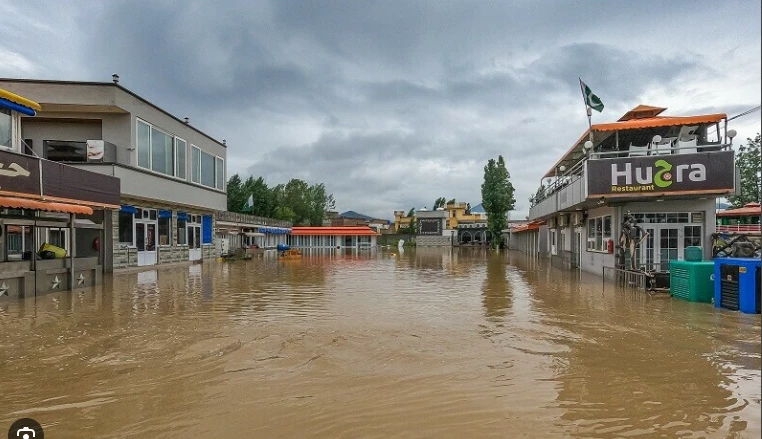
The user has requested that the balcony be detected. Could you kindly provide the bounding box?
[529,144,735,220]
[215,210,292,228]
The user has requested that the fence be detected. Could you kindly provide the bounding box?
[602,266,652,292]
[215,211,292,228]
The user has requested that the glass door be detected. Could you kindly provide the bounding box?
[136,221,157,266]
[658,228,680,271]
[188,215,202,261]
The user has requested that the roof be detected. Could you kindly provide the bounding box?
[510,220,545,234]
[542,105,727,178]
[717,203,761,217]
[339,210,375,221]
[0,78,226,148]
[469,203,486,213]
[291,226,379,236]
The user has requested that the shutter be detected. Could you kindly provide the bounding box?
[202,215,213,244]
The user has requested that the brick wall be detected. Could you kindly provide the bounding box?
[415,235,453,247]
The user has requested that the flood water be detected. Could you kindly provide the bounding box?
[1,248,760,438]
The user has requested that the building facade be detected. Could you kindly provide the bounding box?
[0,77,227,270]
[526,105,736,276]
[1,87,121,299]
[214,210,291,253]
[288,226,378,248]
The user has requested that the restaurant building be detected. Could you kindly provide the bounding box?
[1,87,120,299]
[0,77,227,270]
[288,226,378,249]
[527,105,737,275]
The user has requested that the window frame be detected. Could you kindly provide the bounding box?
[43,139,89,162]
[0,107,12,150]
[135,118,187,180]
[175,137,187,179]
[190,144,225,191]
[118,210,135,245]
[5,224,33,261]
[586,214,613,253]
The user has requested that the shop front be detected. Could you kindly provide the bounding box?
[0,150,120,299]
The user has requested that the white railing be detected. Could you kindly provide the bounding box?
[716,224,761,233]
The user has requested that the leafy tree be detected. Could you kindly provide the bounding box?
[432,197,447,210]
[407,207,416,217]
[226,174,248,212]
[273,206,296,222]
[728,133,760,208]
[447,198,456,205]
[481,155,516,249]
[247,176,276,217]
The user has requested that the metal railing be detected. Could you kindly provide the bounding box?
[215,210,292,228]
[716,224,761,233]
[602,266,650,291]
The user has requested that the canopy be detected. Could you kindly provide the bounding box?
[0,196,93,215]
[0,87,41,116]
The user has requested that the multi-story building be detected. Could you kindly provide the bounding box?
[526,104,736,275]
[0,77,227,270]
[1,86,120,298]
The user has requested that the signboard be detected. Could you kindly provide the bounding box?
[86,140,104,161]
[0,149,40,195]
[42,160,121,206]
[1,149,120,206]
[417,218,442,235]
[586,151,735,197]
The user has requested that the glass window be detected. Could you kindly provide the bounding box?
[118,211,134,244]
[151,127,174,175]
[191,146,201,183]
[215,156,225,190]
[201,150,215,187]
[6,225,33,261]
[587,215,611,252]
[159,216,171,246]
[0,108,11,148]
[137,120,151,168]
[46,228,69,251]
[684,226,702,248]
[177,217,187,245]
[44,140,87,162]
[176,138,187,179]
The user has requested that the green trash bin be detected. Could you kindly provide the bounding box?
[670,260,714,303]
[684,246,703,262]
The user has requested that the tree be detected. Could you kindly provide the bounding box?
[226,174,248,213]
[728,133,760,208]
[481,155,516,249]
[247,176,276,217]
[432,197,447,210]
[407,207,416,217]
[447,198,456,205]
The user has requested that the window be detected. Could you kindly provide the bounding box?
[137,120,151,168]
[151,127,174,175]
[215,156,225,190]
[176,138,187,179]
[44,140,87,162]
[0,108,11,148]
[159,215,171,246]
[201,150,215,187]
[684,226,702,248]
[23,139,33,155]
[587,215,612,252]
[191,146,201,183]
[177,215,187,245]
[6,225,33,261]
[136,119,183,177]
[44,228,69,252]
[119,211,134,244]
[191,144,224,190]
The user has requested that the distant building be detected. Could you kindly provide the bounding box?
[288,226,378,249]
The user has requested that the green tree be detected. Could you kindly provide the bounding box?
[481,155,516,249]
[432,197,447,210]
[245,176,276,217]
[273,206,296,222]
[447,198,456,205]
[307,182,336,226]
[407,207,416,217]
[226,174,248,213]
[728,133,761,208]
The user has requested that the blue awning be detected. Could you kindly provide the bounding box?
[158,209,172,218]
[259,227,291,235]
[0,97,36,116]
[120,205,137,214]
[177,212,188,221]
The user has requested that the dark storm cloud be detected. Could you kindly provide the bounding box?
[1,0,759,219]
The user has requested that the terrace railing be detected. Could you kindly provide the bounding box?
[215,210,292,228]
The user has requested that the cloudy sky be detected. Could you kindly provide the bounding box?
[2,0,760,220]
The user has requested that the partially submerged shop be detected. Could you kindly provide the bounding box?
[288,226,378,249]
[528,106,736,276]
[214,210,291,253]
[0,150,120,299]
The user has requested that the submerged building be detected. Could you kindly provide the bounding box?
[0,77,227,270]
[524,105,737,275]
[1,87,120,298]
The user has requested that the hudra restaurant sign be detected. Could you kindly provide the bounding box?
[586,151,735,197]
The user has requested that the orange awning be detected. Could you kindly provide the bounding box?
[717,202,761,217]
[591,113,727,132]
[0,196,94,215]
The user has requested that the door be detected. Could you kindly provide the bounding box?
[188,224,202,260]
[136,222,157,266]
[658,227,680,271]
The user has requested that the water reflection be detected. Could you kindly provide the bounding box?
[0,248,758,438]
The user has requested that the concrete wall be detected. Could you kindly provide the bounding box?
[416,235,452,247]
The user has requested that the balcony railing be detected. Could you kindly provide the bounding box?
[715,224,761,233]
[215,210,292,228]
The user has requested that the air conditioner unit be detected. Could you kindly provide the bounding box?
[558,215,568,228]
[571,212,583,226]
[548,217,556,228]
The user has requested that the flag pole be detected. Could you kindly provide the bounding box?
[579,78,593,142]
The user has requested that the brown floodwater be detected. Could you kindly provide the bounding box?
[1,248,760,438]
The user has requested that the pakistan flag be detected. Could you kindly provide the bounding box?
[580,79,604,113]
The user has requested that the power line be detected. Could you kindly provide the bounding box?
[728,105,761,121]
